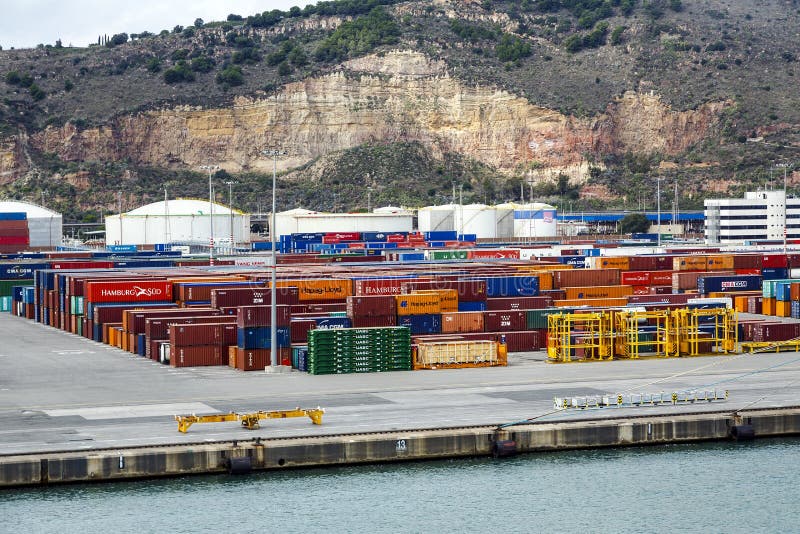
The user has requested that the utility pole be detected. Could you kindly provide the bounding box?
[117,191,123,245]
[656,177,662,248]
[200,165,219,265]
[262,149,286,370]
[224,180,236,247]
[367,186,373,213]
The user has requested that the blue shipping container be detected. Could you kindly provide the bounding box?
[762,268,789,280]
[397,314,441,335]
[559,256,587,268]
[458,301,487,312]
[107,245,138,253]
[0,212,26,221]
[0,262,50,279]
[398,253,425,262]
[792,301,800,319]
[237,326,291,349]
[468,276,539,297]
[424,231,458,241]
[697,275,762,295]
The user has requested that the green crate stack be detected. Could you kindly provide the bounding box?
[308,326,412,375]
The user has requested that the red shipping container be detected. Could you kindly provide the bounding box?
[347,295,397,317]
[85,280,172,303]
[147,316,236,345]
[235,305,292,327]
[211,287,298,308]
[124,308,219,334]
[787,253,800,269]
[94,303,179,325]
[353,278,406,296]
[552,269,620,288]
[762,254,788,268]
[650,271,675,285]
[171,345,224,367]
[0,235,29,245]
[170,324,222,347]
[322,236,341,244]
[236,347,291,371]
[733,255,763,270]
[303,302,347,313]
[386,234,407,243]
[467,249,521,260]
[747,296,763,314]
[325,232,361,242]
[350,315,396,328]
[502,331,541,352]
[621,271,650,285]
[631,286,651,295]
[753,323,800,343]
[440,312,484,333]
[653,256,673,271]
[650,286,673,294]
[486,296,552,310]
[483,311,526,332]
[627,294,691,305]
[290,319,317,343]
[50,261,116,270]
[627,256,659,271]
[735,269,762,276]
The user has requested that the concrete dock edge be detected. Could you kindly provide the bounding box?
[2,408,799,488]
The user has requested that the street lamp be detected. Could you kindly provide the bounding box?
[224,180,236,248]
[262,149,286,370]
[200,165,219,265]
[777,162,789,253]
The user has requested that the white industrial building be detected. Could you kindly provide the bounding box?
[705,190,800,244]
[417,203,556,239]
[0,200,62,247]
[105,198,249,246]
[274,207,414,237]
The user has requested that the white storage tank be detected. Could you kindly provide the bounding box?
[0,200,62,248]
[453,204,498,239]
[105,198,249,246]
[499,202,557,238]
[418,204,456,233]
[275,208,316,237]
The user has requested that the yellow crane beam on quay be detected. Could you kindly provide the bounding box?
[175,407,325,433]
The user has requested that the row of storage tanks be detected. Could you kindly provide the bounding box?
[7,246,800,369]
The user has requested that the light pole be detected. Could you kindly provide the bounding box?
[262,149,286,370]
[224,180,236,248]
[200,165,219,265]
[656,177,662,248]
[367,187,373,213]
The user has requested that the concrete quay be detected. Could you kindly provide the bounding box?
[1,313,800,487]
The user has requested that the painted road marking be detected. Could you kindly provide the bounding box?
[45,402,219,420]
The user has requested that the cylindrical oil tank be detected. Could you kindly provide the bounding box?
[418,204,456,233]
[505,202,557,238]
[454,204,497,239]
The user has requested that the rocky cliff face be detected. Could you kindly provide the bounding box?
[1,50,729,184]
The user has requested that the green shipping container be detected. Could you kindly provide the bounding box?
[0,279,33,297]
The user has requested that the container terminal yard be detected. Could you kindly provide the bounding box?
[2,203,800,486]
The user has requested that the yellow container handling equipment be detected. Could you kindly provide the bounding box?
[175,407,325,433]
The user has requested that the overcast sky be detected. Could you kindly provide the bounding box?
[1,1,312,49]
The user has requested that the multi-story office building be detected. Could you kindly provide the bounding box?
[705,190,800,244]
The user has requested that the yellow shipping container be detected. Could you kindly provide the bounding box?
[706,254,735,271]
[553,298,628,308]
[414,340,504,368]
[672,256,708,271]
[274,278,353,301]
[775,300,791,317]
[535,272,553,291]
[599,257,629,270]
[395,293,441,315]
[564,285,633,300]
[413,289,458,312]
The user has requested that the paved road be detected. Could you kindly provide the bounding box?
[1,313,799,455]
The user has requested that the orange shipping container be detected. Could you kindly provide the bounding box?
[440,312,484,333]
[553,298,628,308]
[706,255,734,271]
[395,294,441,315]
[552,269,621,288]
[535,272,553,291]
[413,289,458,312]
[274,279,352,301]
[564,285,633,300]
[776,300,791,318]
[672,256,708,271]
[791,282,800,302]
[763,298,776,316]
[598,257,629,270]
